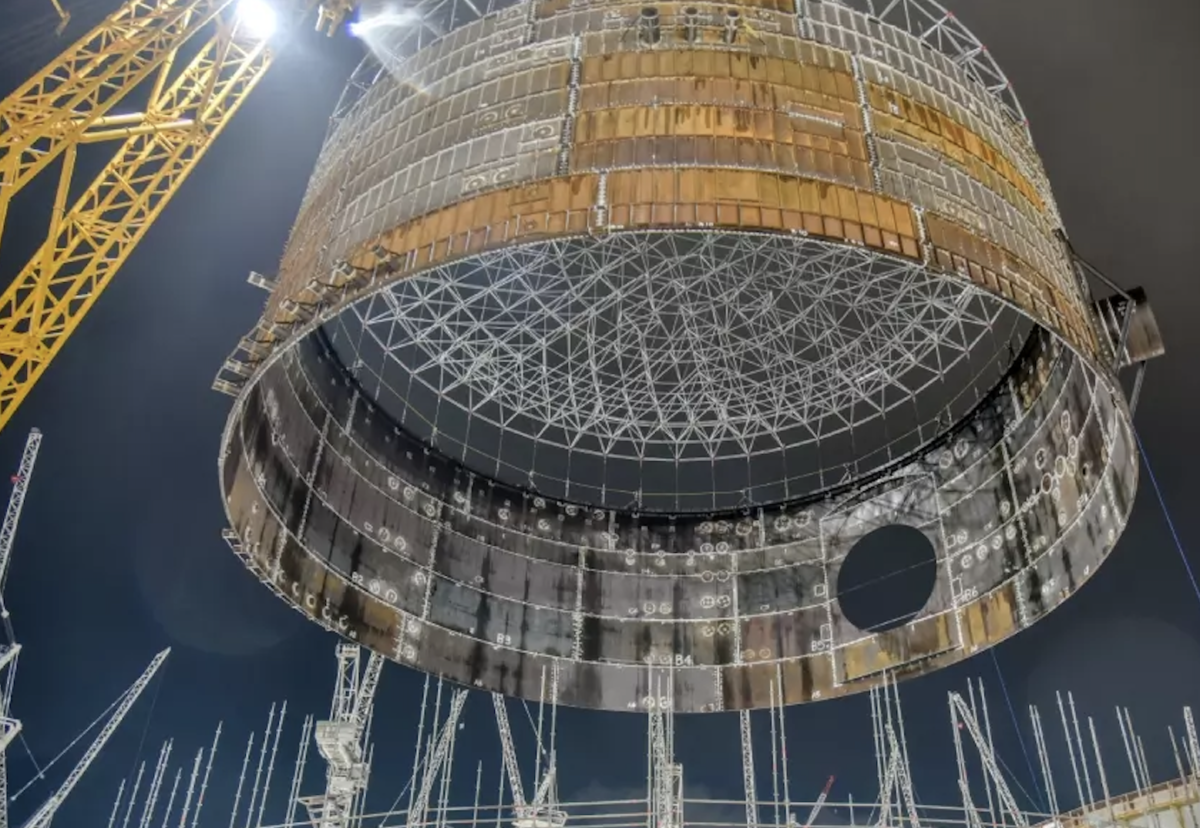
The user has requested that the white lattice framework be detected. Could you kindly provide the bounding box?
[302,644,385,828]
[330,233,1016,486]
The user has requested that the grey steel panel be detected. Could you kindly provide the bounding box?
[220,316,1136,710]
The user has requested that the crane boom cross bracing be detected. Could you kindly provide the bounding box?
[0,7,276,431]
[0,0,356,433]
[0,0,233,236]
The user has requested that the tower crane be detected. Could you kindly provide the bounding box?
[0,0,358,432]
[0,429,42,828]
[298,643,385,828]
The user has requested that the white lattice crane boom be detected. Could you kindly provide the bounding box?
[798,777,835,828]
[406,690,468,828]
[301,644,385,828]
[0,429,42,595]
[20,647,170,828]
[493,694,526,809]
[1,429,42,828]
[491,694,565,828]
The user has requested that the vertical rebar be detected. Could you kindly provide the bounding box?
[243,704,275,828]
[176,749,203,828]
[776,662,792,824]
[1087,717,1113,827]
[549,662,561,805]
[158,769,181,828]
[496,756,506,828]
[191,722,222,828]
[1170,728,1194,828]
[228,733,256,828]
[472,761,483,828]
[978,680,1002,827]
[122,762,146,828]
[1117,708,1143,794]
[534,665,547,800]
[1135,733,1162,828]
[891,674,913,787]
[1067,694,1095,808]
[871,687,886,824]
[646,686,654,828]
[108,779,127,828]
[1029,706,1059,817]
[1179,726,1200,828]
[770,680,781,828]
[970,681,997,828]
[438,707,458,828]
[1056,692,1085,810]
[283,716,312,828]
[139,740,173,828]
[255,701,287,828]
[951,698,973,824]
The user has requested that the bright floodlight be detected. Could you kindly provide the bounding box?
[236,0,277,38]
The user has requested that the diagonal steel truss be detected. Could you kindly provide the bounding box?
[0,9,273,431]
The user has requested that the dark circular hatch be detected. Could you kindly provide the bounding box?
[836,524,938,632]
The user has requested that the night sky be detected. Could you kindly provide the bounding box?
[1,0,1199,825]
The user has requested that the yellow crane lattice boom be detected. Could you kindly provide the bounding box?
[0,0,289,431]
[0,0,234,238]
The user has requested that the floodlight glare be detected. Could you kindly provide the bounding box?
[348,7,419,37]
[236,0,277,38]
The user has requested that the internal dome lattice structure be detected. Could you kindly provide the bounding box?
[217,0,1143,712]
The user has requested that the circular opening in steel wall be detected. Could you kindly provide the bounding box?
[836,524,938,633]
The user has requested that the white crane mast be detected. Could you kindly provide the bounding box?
[492,693,564,828]
[20,647,171,828]
[740,710,758,828]
[648,705,682,828]
[299,644,385,828]
[493,694,526,809]
[0,428,41,595]
[0,429,41,828]
[407,689,468,828]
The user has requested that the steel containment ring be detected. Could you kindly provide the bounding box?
[216,0,1143,711]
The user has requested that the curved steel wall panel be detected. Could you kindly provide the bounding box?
[218,0,1142,710]
[222,313,1135,710]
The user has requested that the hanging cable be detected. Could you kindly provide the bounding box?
[989,649,1046,813]
[9,681,134,801]
[1135,431,1200,608]
[19,731,44,779]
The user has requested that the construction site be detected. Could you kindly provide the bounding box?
[0,0,1195,825]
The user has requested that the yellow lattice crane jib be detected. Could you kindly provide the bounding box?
[0,0,355,432]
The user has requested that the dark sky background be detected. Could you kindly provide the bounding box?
[1,0,1199,825]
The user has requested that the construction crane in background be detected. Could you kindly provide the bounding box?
[0,0,358,432]
[298,643,384,828]
[0,431,171,828]
[795,776,836,828]
[18,647,170,828]
[0,429,41,828]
